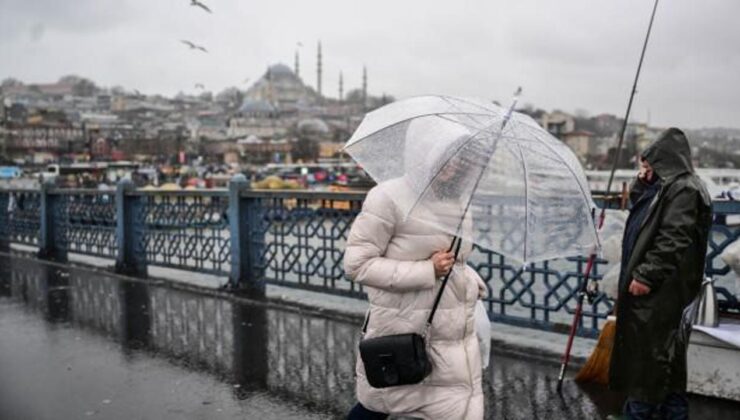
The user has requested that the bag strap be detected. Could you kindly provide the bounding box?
[361,310,371,335]
[424,236,463,336]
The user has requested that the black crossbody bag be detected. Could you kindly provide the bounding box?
[358,237,462,388]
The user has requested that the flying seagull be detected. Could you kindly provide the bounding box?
[190,0,212,13]
[180,40,208,53]
[243,77,250,84]
[195,83,205,90]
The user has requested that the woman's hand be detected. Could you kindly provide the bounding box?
[432,250,455,278]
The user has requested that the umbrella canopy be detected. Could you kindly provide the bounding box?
[344,95,599,263]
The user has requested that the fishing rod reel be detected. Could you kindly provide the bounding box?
[575,276,600,305]
[585,278,600,305]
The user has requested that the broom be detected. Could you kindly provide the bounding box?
[574,181,630,384]
[574,315,616,385]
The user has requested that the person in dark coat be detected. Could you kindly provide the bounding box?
[609,128,713,419]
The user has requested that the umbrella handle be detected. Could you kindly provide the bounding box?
[425,236,463,330]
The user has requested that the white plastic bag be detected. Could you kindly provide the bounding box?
[721,238,740,276]
[601,264,621,300]
[598,209,627,263]
[475,300,491,370]
[597,209,627,300]
[720,238,740,294]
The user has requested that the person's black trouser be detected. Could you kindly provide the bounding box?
[347,402,388,420]
[623,392,688,420]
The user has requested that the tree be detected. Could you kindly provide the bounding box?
[58,75,98,96]
[215,87,244,107]
[72,79,97,97]
[110,86,126,96]
[344,88,364,104]
[58,75,83,85]
[1,78,23,89]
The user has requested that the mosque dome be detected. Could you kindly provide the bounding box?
[238,98,278,114]
[266,63,296,80]
[242,62,319,112]
[297,118,330,136]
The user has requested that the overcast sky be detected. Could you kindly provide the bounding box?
[1,0,738,129]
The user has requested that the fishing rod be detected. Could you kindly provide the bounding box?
[556,0,660,392]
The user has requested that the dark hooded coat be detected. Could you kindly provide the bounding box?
[609,128,713,403]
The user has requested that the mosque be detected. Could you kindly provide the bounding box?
[226,42,377,163]
[238,63,318,116]
[235,42,368,117]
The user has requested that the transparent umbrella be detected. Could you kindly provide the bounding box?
[344,94,599,263]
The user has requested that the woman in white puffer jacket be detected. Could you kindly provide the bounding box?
[343,174,488,420]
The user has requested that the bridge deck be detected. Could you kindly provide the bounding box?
[1,255,739,420]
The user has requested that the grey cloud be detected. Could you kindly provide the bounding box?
[0,0,738,128]
[0,0,138,40]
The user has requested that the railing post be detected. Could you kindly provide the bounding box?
[232,303,268,387]
[228,174,265,296]
[38,181,67,262]
[115,179,147,277]
[0,191,9,253]
[120,281,151,348]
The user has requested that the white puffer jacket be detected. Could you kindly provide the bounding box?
[344,180,486,420]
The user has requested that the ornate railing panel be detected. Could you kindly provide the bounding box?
[468,197,613,335]
[4,190,41,246]
[248,191,365,298]
[53,190,118,258]
[470,250,612,335]
[135,192,231,275]
[0,192,8,247]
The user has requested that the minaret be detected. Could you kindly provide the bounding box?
[338,71,344,102]
[266,66,275,104]
[362,65,368,110]
[316,41,323,97]
[294,50,300,78]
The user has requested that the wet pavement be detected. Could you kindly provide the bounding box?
[1,254,739,420]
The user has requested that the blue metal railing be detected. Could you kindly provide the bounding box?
[134,190,231,275]
[3,190,42,247]
[1,180,739,337]
[53,190,117,258]
[247,189,365,298]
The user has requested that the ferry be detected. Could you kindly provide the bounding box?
[586,168,740,199]
[587,168,740,225]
